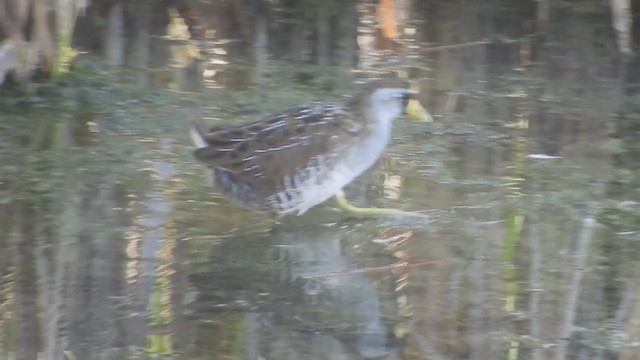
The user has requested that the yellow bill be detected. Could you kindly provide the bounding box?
[405,99,433,122]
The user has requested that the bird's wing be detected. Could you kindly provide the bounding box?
[191,103,364,189]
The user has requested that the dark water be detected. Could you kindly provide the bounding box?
[0,69,638,360]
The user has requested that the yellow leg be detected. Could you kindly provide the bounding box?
[334,192,426,217]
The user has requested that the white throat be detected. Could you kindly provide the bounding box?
[368,88,405,126]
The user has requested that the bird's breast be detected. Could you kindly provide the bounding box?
[270,124,392,215]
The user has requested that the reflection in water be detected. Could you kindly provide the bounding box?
[1,103,638,359]
[1,31,639,360]
[134,138,178,352]
[276,227,390,358]
[186,223,405,359]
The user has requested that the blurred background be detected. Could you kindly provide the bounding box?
[1,0,639,359]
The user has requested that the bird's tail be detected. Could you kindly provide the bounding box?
[189,120,208,148]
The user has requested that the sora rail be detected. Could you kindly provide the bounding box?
[190,78,432,217]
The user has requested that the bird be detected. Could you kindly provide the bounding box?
[189,78,433,217]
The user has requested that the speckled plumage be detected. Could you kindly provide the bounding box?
[190,78,429,216]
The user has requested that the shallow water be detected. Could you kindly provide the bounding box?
[0,70,638,360]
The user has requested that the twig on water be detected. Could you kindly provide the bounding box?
[301,258,460,279]
[420,38,522,54]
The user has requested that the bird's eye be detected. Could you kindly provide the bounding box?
[399,92,411,107]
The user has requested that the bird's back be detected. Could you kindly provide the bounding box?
[190,102,375,215]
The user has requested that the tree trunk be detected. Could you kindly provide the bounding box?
[0,40,15,85]
[253,0,268,85]
[1,0,35,84]
[377,0,398,50]
[528,184,543,360]
[106,3,125,66]
[67,189,95,360]
[337,0,357,67]
[136,0,151,86]
[89,186,127,356]
[316,4,330,67]
[356,2,377,70]
[33,0,55,74]
[0,199,12,356]
[618,264,640,360]
[288,1,307,62]
[460,5,490,358]
[12,201,42,360]
[467,229,488,360]
[555,216,597,360]
[608,0,631,56]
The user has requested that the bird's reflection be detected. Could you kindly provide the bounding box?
[187,222,398,359]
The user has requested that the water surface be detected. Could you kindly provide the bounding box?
[0,69,638,360]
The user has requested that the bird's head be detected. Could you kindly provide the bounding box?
[350,78,433,125]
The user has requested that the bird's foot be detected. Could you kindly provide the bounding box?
[334,194,426,218]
